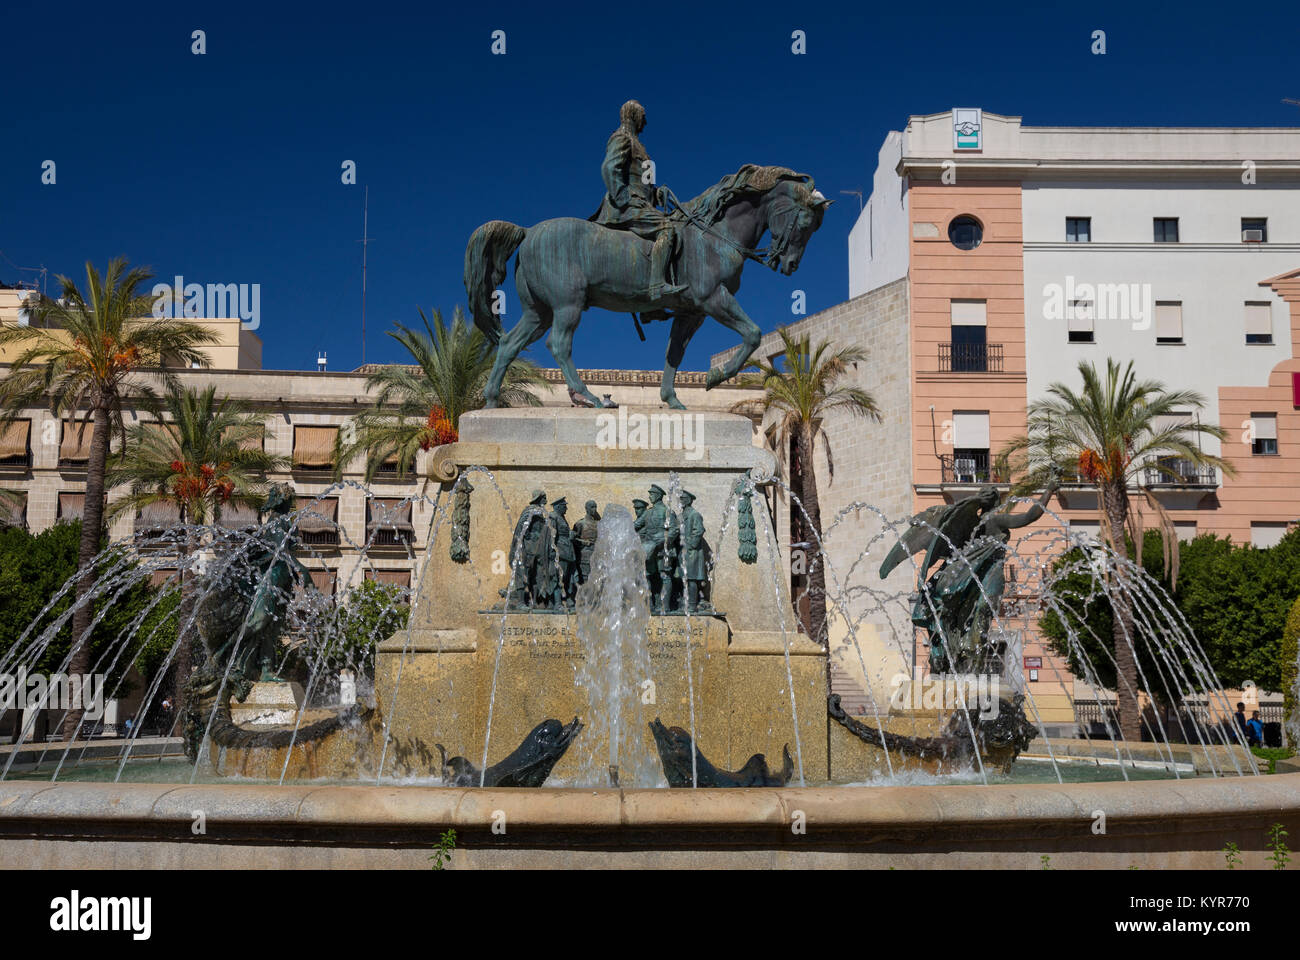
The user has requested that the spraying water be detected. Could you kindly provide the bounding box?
[571,504,661,787]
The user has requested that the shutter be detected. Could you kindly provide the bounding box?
[366,568,411,588]
[950,300,987,326]
[149,568,179,589]
[953,411,990,449]
[1245,303,1272,337]
[1152,411,1192,436]
[1252,414,1277,441]
[216,501,259,529]
[138,501,181,529]
[297,497,338,533]
[293,426,338,467]
[368,498,414,532]
[1067,301,1094,333]
[1155,302,1182,340]
[308,568,336,595]
[59,492,86,520]
[60,420,92,461]
[0,420,30,458]
[0,491,26,526]
[1251,523,1286,549]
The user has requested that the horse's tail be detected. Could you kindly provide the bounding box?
[463,220,527,347]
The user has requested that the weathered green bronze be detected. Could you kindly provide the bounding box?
[735,479,758,564]
[880,477,1061,674]
[436,717,583,788]
[449,478,472,563]
[571,500,600,583]
[464,100,830,410]
[649,718,793,787]
[498,483,713,613]
[183,484,312,758]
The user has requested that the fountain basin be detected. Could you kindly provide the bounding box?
[2,774,1297,869]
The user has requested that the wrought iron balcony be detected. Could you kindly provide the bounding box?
[1142,458,1217,488]
[938,342,1004,373]
[939,452,1009,485]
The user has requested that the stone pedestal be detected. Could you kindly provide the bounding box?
[375,612,827,783]
[229,681,305,726]
[375,407,830,784]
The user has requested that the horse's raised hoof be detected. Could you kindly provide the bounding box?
[705,367,726,390]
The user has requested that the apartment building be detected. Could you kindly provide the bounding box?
[720,111,1300,731]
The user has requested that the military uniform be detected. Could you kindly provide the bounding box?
[679,491,708,612]
[571,501,600,583]
[548,497,577,607]
[589,100,686,301]
[506,490,548,607]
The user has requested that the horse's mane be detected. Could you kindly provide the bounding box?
[680,165,815,226]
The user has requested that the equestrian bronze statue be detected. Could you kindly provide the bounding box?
[465,99,830,410]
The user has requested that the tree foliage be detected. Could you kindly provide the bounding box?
[0,520,176,693]
[307,578,410,678]
[1041,528,1300,696]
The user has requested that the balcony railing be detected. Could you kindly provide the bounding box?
[939,452,1009,485]
[1142,459,1217,488]
[938,342,1004,373]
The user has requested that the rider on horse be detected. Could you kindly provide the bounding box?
[589,100,688,311]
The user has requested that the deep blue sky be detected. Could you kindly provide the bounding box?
[3,1,1297,373]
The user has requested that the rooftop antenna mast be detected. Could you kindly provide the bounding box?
[358,186,373,367]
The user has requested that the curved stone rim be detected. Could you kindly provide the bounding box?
[2,773,1296,834]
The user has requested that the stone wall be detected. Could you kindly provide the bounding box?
[712,278,915,710]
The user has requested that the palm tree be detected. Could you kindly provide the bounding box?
[0,258,217,737]
[107,383,287,715]
[730,328,881,647]
[1001,358,1234,741]
[335,306,545,481]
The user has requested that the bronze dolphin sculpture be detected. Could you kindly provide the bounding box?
[437,717,583,787]
[649,718,793,787]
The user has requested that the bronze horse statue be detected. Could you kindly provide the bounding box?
[465,164,830,410]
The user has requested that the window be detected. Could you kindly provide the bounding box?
[1067,299,1094,343]
[949,300,988,371]
[0,490,27,529]
[1251,522,1287,549]
[951,411,991,482]
[216,502,259,531]
[1155,301,1183,344]
[1175,522,1197,543]
[136,501,181,537]
[1251,413,1277,455]
[1066,218,1091,243]
[1241,218,1267,243]
[367,498,415,546]
[1153,218,1179,242]
[58,492,86,521]
[948,215,983,251]
[297,497,340,545]
[1245,302,1273,345]
[59,420,92,466]
[292,425,338,472]
[0,420,31,467]
[307,568,337,596]
[365,568,411,589]
[1070,520,1102,544]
